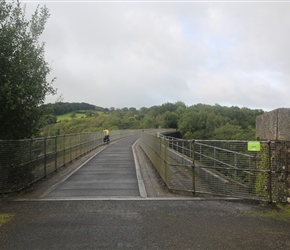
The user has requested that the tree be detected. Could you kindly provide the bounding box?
[70,112,76,119]
[160,111,179,128]
[0,0,55,139]
[213,123,244,140]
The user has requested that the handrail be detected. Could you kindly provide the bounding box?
[140,134,287,202]
[0,129,173,193]
[140,132,195,193]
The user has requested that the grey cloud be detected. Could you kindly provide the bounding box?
[22,1,290,111]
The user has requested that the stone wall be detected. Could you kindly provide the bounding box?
[256,108,290,140]
[256,108,290,203]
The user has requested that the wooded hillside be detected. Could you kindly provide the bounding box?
[41,102,264,140]
[43,102,105,115]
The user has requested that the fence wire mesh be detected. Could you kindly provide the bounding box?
[194,140,258,199]
[0,133,102,193]
[2,129,289,202]
[195,140,290,202]
[0,129,172,193]
[141,134,290,202]
[140,133,195,193]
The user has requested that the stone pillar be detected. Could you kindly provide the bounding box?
[256,108,290,140]
[256,108,290,203]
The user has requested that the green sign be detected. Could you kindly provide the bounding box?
[247,141,261,151]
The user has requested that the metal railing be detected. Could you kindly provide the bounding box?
[159,134,194,158]
[140,132,195,193]
[140,134,290,202]
[2,128,289,202]
[0,129,172,193]
[194,140,263,199]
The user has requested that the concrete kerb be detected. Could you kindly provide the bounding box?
[132,138,147,198]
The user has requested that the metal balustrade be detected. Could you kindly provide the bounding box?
[1,129,289,202]
[140,132,195,193]
[140,133,290,202]
[0,129,171,193]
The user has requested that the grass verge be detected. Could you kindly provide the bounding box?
[0,214,14,227]
[260,203,290,222]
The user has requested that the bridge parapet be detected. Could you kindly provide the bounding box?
[140,132,195,194]
[256,108,290,140]
[140,133,290,203]
[0,129,173,194]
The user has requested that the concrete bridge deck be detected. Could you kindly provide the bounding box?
[17,135,181,200]
[45,136,142,199]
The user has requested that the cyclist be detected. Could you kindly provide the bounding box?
[103,128,110,143]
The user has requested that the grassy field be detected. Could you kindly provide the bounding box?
[56,110,102,122]
[57,113,86,122]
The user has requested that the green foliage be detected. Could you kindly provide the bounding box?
[41,101,264,140]
[255,144,270,198]
[42,102,99,116]
[213,123,244,140]
[0,0,55,139]
[259,204,290,222]
[0,214,14,226]
[178,104,262,140]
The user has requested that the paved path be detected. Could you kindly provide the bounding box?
[1,200,290,249]
[45,136,141,199]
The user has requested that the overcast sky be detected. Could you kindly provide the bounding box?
[23,0,290,111]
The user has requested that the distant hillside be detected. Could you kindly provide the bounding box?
[41,101,264,141]
[42,102,107,116]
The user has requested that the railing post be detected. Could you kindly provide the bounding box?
[165,138,169,185]
[192,140,195,194]
[55,136,57,172]
[234,152,237,179]
[267,140,272,203]
[29,139,32,166]
[70,134,72,162]
[182,141,184,155]
[63,135,66,166]
[44,137,47,178]
[159,136,162,175]
[199,144,202,163]
[79,133,81,157]
[214,147,216,168]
